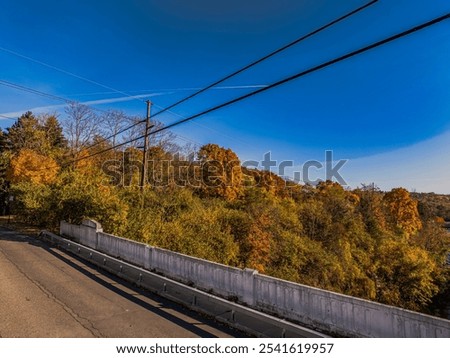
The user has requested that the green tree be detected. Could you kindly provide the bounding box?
[6,112,44,153]
[0,132,11,215]
[51,169,128,234]
[375,239,440,310]
[5,112,67,158]
[10,181,53,226]
[354,183,387,239]
[41,114,67,155]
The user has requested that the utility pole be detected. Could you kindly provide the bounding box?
[140,100,152,191]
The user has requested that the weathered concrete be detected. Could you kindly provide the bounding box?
[59,220,450,338]
[60,220,101,248]
[150,246,256,303]
[43,230,324,338]
[0,227,239,338]
[97,231,146,268]
[253,274,450,337]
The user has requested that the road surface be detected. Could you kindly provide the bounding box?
[0,227,241,338]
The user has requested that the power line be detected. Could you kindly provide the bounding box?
[0,46,145,103]
[0,80,162,152]
[0,78,166,155]
[0,79,71,104]
[152,102,253,149]
[150,13,450,134]
[66,0,378,154]
[64,13,448,166]
[148,0,378,119]
[0,79,143,123]
[79,114,145,153]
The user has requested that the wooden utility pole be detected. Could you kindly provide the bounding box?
[140,100,152,191]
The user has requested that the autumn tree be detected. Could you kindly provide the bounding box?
[375,240,440,310]
[76,135,118,174]
[354,183,387,238]
[299,181,360,246]
[383,187,422,237]
[242,213,273,272]
[242,167,290,197]
[0,130,9,214]
[197,144,243,201]
[7,149,59,185]
[146,146,173,188]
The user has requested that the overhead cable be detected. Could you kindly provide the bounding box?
[65,13,449,165]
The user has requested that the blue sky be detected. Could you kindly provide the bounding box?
[1,0,449,192]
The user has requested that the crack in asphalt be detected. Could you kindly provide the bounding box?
[0,244,104,338]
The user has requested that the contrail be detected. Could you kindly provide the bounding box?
[65,85,268,97]
[0,85,267,119]
[0,92,167,119]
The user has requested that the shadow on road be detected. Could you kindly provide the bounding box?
[0,226,244,338]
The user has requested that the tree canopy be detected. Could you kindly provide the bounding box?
[2,109,449,316]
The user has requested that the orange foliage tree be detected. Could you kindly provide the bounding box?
[197,144,243,201]
[383,187,422,237]
[8,149,59,185]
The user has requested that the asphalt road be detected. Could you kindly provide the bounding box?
[0,227,241,338]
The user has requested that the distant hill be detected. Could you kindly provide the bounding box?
[411,192,450,222]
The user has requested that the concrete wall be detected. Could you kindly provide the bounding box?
[60,219,101,248]
[59,220,450,338]
[42,230,323,338]
[253,274,450,337]
[150,246,257,304]
[97,232,148,269]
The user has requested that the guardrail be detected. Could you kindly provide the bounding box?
[57,219,450,338]
[40,230,326,338]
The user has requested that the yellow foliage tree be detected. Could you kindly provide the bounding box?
[242,167,290,197]
[375,239,439,310]
[197,144,243,201]
[245,214,272,273]
[383,188,422,237]
[8,149,59,185]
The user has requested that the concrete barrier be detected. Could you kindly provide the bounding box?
[150,246,257,304]
[253,274,450,337]
[59,220,450,338]
[97,232,148,268]
[41,231,324,338]
[60,219,101,248]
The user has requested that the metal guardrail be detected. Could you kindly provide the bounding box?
[40,231,328,338]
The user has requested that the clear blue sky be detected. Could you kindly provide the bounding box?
[1,0,449,192]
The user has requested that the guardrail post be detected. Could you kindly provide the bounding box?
[144,245,152,270]
[242,268,257,306]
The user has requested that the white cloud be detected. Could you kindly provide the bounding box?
[341,130,450,194]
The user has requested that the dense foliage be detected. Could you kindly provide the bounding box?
[1,109,449,315]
